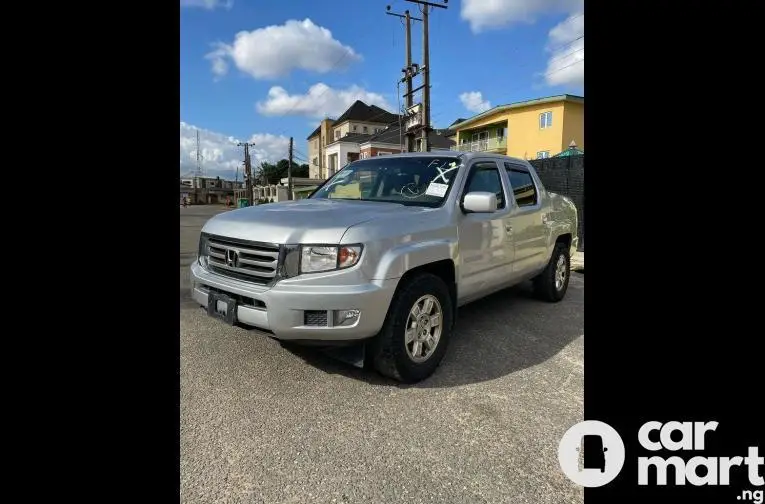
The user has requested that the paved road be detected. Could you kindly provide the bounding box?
[181,205,584,504]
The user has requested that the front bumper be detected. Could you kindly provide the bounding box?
[189,261,398,341]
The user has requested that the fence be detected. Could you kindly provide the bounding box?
[529,155,584,252]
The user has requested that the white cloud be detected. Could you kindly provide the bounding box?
[206,19,361,80]
[459,91,491,113]
[460,0,584,89]
[256,83,394,119]
[544,12,584,87]
[180,0,232,10]
[460,0,580,32]
[180,122,290,180]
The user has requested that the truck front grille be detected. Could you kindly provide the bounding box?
[206,235,280,285]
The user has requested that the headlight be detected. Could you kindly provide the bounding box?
[300,244,363,274]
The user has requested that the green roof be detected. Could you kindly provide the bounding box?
[554,146,584,157]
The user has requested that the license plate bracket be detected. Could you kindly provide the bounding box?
[207,291,238,326]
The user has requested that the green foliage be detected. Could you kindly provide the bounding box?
[255,159,309,184]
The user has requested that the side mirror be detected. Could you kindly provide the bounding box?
[462,192,497,213]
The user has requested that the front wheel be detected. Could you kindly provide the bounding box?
[370,273,453,383]
[532,242,571,302]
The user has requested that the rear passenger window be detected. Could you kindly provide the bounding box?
[504,163,538,207]
[466,162,505,209]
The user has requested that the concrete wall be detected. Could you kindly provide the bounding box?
[561,102,585,153]
[359,143,404,159]
[325,142,360,175]
[308,119,335,180]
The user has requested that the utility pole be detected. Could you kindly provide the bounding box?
[405,0,448,152]
[237,142,255,206]
[288,137,294,200]
[195,129,203,176]
[387,6,422,152]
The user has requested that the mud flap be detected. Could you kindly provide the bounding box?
[322,343,366,369]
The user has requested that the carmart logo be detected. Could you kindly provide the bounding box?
[559,419,764,495]
[558,420,626,487]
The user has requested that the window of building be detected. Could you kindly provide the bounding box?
[363,126,368,133]
[504,163,538,207]
[352,125,357,132]
[465,162,506,209]
[312,157,318,166]
[377,151,389,156]
[536,151,550,159]
[539,111,552,129]
[335,130,340,140]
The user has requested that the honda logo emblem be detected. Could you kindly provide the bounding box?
[225,248,238,267]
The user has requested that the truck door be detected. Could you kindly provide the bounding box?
[503,162,548,279]
[457,159,514,302]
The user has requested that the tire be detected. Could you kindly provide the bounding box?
[533,242,570,302]
[370,273,454,383]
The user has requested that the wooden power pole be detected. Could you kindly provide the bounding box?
[288,137,294,200]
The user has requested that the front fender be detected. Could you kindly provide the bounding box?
[371,239,457,280]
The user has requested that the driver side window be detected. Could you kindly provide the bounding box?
[465,162,506,209]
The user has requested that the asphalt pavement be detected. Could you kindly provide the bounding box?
[180,205,584,504]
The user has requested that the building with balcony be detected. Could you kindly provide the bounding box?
[307,100,403,179]
[323,122,455,176]
[448,94,583,160]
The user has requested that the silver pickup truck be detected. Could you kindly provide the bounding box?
[190,152,578,383]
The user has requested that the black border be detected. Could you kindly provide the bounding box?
[586,2,762,503]
[34,0,762,501]
[30,1,180,499]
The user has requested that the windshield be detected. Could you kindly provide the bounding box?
[309,155,462,207]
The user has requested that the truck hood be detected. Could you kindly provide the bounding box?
[201,199,428,244]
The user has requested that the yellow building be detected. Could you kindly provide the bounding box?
[449,94,583,160]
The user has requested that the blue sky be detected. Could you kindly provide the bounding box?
[180,0,584,179]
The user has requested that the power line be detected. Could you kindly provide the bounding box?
[547,34,584,55]
[548,45,584,65]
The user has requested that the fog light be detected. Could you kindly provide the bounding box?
[334,309,360,326]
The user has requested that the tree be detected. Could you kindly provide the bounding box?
[255,159,309,185]
[254,161,279,185]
